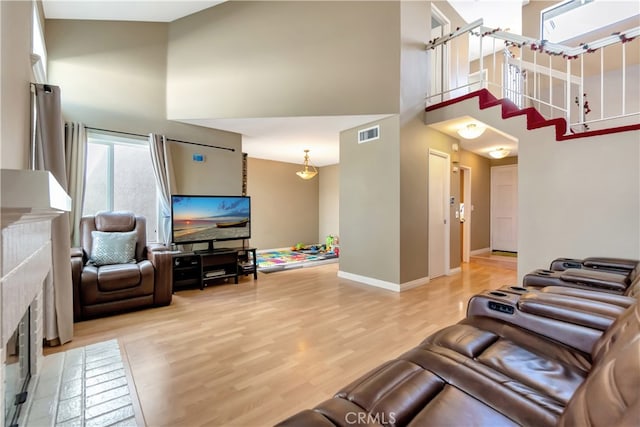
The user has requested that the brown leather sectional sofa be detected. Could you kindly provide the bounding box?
[276,262,640,427]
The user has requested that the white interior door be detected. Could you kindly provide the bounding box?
[491,165,518,252]
[429,150,450,278]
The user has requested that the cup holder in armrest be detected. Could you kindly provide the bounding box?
[509,286,527,292]
[536,269,554,276]
[489,291,508,297]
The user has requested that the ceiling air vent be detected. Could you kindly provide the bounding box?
[358,125,380,144]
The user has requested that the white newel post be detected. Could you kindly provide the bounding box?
[1,169,71,427]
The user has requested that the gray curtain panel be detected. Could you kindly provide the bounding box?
[148,133,176,245]
[65,122,87,247]
[33,84,74,345]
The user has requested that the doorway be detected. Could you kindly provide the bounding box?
[491,165,518,253]
[429,150,450,279]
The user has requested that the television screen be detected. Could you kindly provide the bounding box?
[171,195,251,244]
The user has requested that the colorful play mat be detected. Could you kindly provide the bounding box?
[256,249,338,273]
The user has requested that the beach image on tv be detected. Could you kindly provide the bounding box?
[172,196,250,242]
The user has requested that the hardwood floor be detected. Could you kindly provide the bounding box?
[46,262,517,426]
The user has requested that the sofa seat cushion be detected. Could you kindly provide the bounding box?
[279,318,594,427]
[97,264,142,291]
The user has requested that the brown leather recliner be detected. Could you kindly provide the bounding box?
[71,211,172,321]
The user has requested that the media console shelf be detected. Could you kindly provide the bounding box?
[172,247,257,291]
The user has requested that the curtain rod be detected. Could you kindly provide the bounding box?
[84,126,236,152]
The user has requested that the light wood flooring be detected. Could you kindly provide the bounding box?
[470,251,517,271]
[45,262,517,426]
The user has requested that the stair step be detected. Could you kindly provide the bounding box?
[426,89,640,141]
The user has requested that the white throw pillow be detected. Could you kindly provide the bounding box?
[88,231,137,266]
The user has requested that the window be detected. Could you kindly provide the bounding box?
[83,132,158,242]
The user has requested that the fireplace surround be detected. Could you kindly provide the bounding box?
[1,169,71,427]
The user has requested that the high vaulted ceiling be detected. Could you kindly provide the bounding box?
[42,1,225,22]
[42,1,521,165]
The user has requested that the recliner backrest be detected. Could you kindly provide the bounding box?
[80,211,147,261]
[560,300,639,426]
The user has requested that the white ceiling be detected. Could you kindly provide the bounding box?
[182,115,392,167]
[43,0,522,165]
[42,1,225,22]
[428,116,518,159]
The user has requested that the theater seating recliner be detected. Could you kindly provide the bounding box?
[521,257,640,296]
[549,256,639,274]
[276,290,639,427]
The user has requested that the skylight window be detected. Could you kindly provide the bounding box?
[541,0,640,45]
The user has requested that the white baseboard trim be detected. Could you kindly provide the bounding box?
[447,267,462,275]
[338,270,429,293]
[401,276,430,291]
[470,247,491,256]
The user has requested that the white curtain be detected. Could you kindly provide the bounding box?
[148,133,175,245]
[32,84,73,345]
[65,122,87,247]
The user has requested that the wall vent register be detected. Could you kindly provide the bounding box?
[358,125,380,144]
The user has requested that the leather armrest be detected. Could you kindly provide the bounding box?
[70,247,85,322]
[467,291,605,353]
[147,243,170,252]
[146,246,173,306]
[583,257,638,272]
[71,247,84,259]
[560,268,628,291]
[539,286,635,308]
[517,292,624,332]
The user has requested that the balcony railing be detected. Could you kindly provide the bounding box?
[426,20,640,134]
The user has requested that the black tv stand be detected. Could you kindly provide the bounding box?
[172,246,257,291]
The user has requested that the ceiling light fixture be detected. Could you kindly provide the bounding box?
[296,149,318,180]
[489,148,510,159]
[457,123,486,139]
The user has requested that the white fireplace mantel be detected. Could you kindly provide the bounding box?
[1,169,72,229]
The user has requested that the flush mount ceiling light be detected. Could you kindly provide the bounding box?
[457,123,486,139]
[489,148,510,159]
[296,149,318,180]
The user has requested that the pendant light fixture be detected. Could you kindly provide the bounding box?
[296,149,318,180]
[457,123,486,139]
[488,148,510,159]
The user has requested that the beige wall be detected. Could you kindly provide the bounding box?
[167,1,401,121]
[519,129,640,281]
[246,157,319,250]
[1,1,32,169]
[426,93,640,281]
[459,149,492,252]
[45,19,243,196]
[491,156,518,167]
[319,164,339,242]
[340,115,401,284]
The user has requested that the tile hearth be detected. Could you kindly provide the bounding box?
[25,340,141,427]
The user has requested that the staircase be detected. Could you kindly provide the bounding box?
[426,88,640,141]
[425,19,640,135]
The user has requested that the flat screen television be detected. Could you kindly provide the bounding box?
[171,195,251,250]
